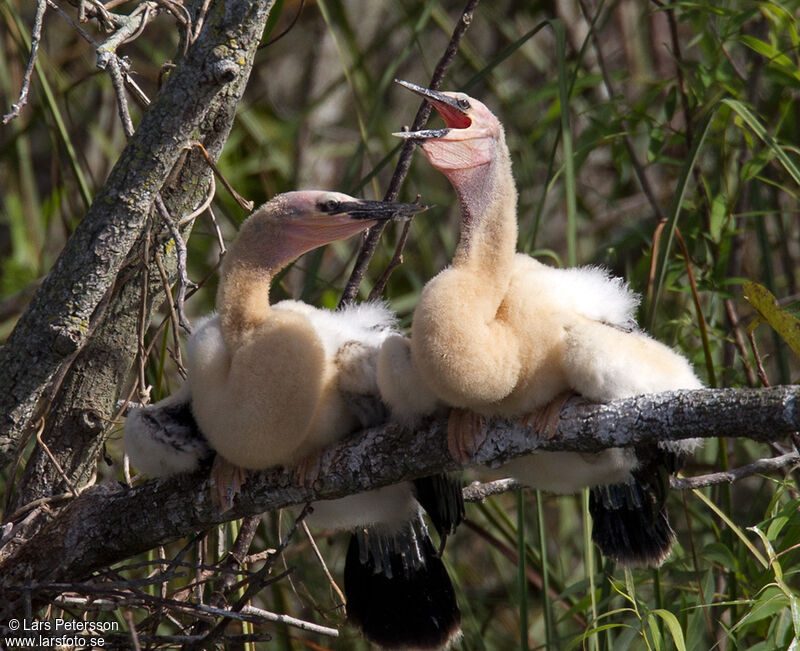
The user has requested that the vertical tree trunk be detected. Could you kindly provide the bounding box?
[1,0,276,508]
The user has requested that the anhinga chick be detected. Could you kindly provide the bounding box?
[124,191,460,649]
[388,81,702,567]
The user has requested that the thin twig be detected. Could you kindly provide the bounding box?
[81,0,119,30]
[339,0,483,306]
[5,492,73,525]
[121,3,153,44]
[240,605,340,637]
[177,175,216,226]
[154,195,195,332]
[650,0,694,147]
[123,610,142,651]
[50,0,153,109]
[747,329,771,387]
[106,56,135,137]
[189,142,253,211]
[368,194,422,300]
[302,521,346,607]
[671,451,800,490]
[192,0,213,42]
[196,505,313,649]
[724,299,758,386]
[154,251,186,376]
[25,581,292,625]
[261,0,306,48]
[221,515,261,591]
[137,211,153,402]
[155,0,192,54]
[463,478,522,502]
[207,206,227,256]
[675,229,716,386]
[3,0,47,124]
[35,419,80,497]
[96,2,153,70]
[47,0,97,45]
[53,595,118,611]
[577,0,667,223]
[243,548,277,564]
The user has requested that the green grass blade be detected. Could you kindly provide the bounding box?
[551,18,578,267]
[647,105,718,329]
[649,609,687,651]
[583,488,599,651]
[723,98,800,187]
[4,3,93,210]
[518,489,530,651]
[536,489,554,649]
[693,488,768,569]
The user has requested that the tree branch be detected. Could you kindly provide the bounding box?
[4,0,277,515]
[338,0,482,305]
[0,0,276,468]
[0,385,797,615]
[2,0,47,125]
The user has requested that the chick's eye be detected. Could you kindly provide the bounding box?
[320,199,340,213]
[457,98,470,110]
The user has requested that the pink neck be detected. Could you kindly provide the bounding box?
[447,142,518,294]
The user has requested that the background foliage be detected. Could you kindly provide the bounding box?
[1,0,799,648]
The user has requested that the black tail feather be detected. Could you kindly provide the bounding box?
[590,445,679,567]
[413,473,465,544]
[345,518,461,649]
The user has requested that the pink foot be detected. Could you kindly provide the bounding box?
[447,408,487,464]
[522,391,575,439]
[210,455,249,513]
[291,452,322,488]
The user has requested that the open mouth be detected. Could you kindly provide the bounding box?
[393,79,472,139]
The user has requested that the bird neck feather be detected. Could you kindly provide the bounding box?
[217,217,305,347]
[449,138,518,290]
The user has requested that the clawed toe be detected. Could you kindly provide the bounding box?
[211,456,249,513]
[447,408,487,464]
[292,453,322,487]
[523,391,575,440]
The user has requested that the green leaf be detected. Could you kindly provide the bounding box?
[708,194,727,242]
[649,609,687,651]
[693,489,769,568]
[703,541,738,569]
[740,35,800,82]
[743,281,800,357]
[741,586,789,626]
[723,98,800,188]
[768,515,790,542]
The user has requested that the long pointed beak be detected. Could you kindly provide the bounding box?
[393,127,452,140]
[334,198,427,222]
[394,79,467,113]
[393,79,471,140]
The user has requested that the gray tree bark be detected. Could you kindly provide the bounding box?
[0,385,797,617]
[1,1,278,524]
[0,0,275,478]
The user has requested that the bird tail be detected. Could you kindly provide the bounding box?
[344,516,461,650]
[589,446,684,567]
[413,473,465,547]
[123,385,213,477]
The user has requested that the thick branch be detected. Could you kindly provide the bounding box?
[0,0,276,467]
[0,385,797,614]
